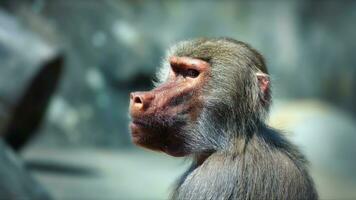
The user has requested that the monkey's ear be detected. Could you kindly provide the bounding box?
[256,72,270,95]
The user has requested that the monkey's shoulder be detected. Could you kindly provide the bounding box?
[175,150,316,200]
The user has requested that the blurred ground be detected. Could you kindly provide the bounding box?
[22,144,356,200]
[23,147,187,200]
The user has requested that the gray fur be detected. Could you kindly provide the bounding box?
[157,38,318,200]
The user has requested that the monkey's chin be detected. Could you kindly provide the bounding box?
[130,122,161,151]
[163,148,187,157]
[129,122,146,144]
[130,122,188,157]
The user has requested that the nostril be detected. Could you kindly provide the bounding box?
[130,92,143,105]
[130,92,151,110]
[134,96,143,104]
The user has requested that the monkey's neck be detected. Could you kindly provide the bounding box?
[193,122,268,164]
[223,120,267,153]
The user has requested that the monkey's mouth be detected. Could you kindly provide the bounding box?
[131,119,146,127]
[130,119,146,134]
[129,117,189,157]
[130,118,158,139]
[130,118,154,129]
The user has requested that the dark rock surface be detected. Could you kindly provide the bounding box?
[0,140,51,199]
[0,10,63,150]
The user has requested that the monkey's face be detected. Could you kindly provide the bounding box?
[129,56,210,156]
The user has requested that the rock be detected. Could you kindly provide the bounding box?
[0,139,51,199]
[0,10,63,151]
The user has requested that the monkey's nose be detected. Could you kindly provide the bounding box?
[130,92,143,110]
[130,92,153,111]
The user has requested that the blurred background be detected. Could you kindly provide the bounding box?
[0,0,355,199]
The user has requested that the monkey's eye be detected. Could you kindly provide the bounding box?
[181,69,199,78]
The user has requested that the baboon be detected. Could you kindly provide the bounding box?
[129,38,318,200]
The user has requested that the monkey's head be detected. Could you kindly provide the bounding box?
[129,38,270,157]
